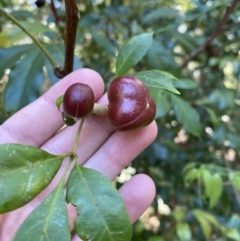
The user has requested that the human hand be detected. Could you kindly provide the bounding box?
[0,68,157,241]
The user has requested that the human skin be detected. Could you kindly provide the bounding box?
[0,68,157,241]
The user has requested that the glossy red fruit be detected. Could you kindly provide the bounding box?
[63,83,95,119]
[107,76,156,131]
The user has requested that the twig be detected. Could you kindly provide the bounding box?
[180,0,240,69]
[50,0,65,41]
[0,7,57,68]
[50,0,60,24]
[54,0,79,78]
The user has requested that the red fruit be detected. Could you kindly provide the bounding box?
[63,83,95,119]
[107,76,156,131]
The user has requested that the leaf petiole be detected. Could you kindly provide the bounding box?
[0,7,57,69]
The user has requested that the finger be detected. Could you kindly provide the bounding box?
[84,121,157,180]
[71,174,156,241]
[0,68,104,147]
[41,94,114,161]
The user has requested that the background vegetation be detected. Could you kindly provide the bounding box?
[0,0,240,240]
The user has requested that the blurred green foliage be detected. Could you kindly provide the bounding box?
[0,0,240,240]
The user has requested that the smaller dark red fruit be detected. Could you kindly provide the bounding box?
[107,76,156,131]
[35,0,45,8]
[63,83,95,119]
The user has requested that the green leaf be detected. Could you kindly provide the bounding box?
[115,32,153,77]
[229,172,240,191]
[224,228,240,241]
[184,168,199,183]
[192,210,211,239]
[13,180,71,241]
[195,215,211,239]
[200,89,235,111]
[202,169,223,208]
[182,162,196,175]
[0,144,65,213]
[209,173,223,208]
[0,44,31,78]
[171,94,202,137]
[170,31,200,54]
[90,31,115,54]
[134,70,180,94]
[56,95,64,111]
[0,21,49,47]
[172,79,199,89]
[4,46,44,112]
[66,163,132,241]
[149,89,171,118]
[142,7,184,23]
[148,236,163,241]
[203,106,219,127]
[193,209,220,238]
[146,39,178,73]
[176,222,192,241]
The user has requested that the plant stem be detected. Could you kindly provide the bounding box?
[0,7,57,68]
[92,103,108,116]
[180,0,240,69]
[72,119,85,155]
[56,0,79,78]
[50,0,65,41]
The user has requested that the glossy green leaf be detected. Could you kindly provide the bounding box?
[134,70,180,94]
[229,172,240,191]
[150,89,171,118]
[90,31,115,54]
[148,236,163,241]
[203,106,219,127]
[170,31,200,54]
[142,7,183,23]
[201,168,212,195]
[66,163,132,241]
[0,144,65,213]
[194,214,211,239]
[224,228,240,241]
[146,40,178,73]
[4,46,44,112]
[172,79,199,89]
[202,169,223,208]
[115,32,153,77]
[184,169,199,183]
[0,21,49,47]
[171,94,202,137]
[193,209,220,238]
[0,44,31,78]
[176,222,192,241]
[209,173,222,208]
[13,180,71,241]
[200,89,235,111]
[182,162,196,175]
[56,95,64,111]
